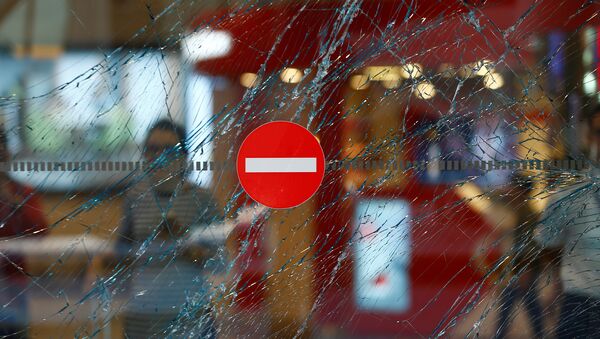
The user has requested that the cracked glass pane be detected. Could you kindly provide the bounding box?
[0,0,598,338]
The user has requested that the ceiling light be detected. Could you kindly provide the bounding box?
[583,72,597,96]
[438,63,456,78]
[240,72,259,88]
[280,68,303,84]
[382,78,402,89]
[399,63,423,79]
[483,72,504,89]
[349,75,370,90]
[364,66,401,81]
[181,29,232,62]
[363,66,402,89]
[475,59,494,76]
[415,81,436,99]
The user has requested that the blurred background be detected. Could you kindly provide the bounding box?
[0,0,598,338]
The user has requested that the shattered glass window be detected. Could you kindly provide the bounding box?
[0,0,598,338]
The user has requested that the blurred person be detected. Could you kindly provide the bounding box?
[0,127,48,338]
[535,105,600,338]
[94,119,221,338]
[495,174,544,338]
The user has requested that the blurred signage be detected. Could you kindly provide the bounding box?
[353,199,411,312]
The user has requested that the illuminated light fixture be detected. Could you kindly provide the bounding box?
[438,63,456,78]
[364,66,400,81]
[382,77,402,89]
[475,59,494,76]
[280,68,303,83]
[240,72,259,88]
[349,75,370,90]
[583,72,597,96]
[363,66,402,89]
[414,80,436,99]
[583,27,595,67]
[399,63,423,79]
[483,72,504,90]
[181,29,232,62]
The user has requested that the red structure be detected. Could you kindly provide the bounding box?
[192,0,598,335]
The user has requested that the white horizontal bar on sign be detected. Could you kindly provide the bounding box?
[245,157,317,173]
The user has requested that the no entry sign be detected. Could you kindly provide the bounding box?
[237,121,325,209]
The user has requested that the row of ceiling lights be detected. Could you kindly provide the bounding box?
[238,60,504,100]
[239,68,305,88]
[349,61,505,99]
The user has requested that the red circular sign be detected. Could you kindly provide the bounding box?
[237,121,325,209]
